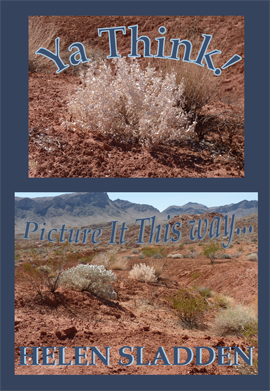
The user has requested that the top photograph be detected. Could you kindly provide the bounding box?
[28,15,244,178]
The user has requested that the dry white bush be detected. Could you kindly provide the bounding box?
[65,57,196,145]
[212,305,257,336]
[129,263,157,283]
[60,264,117,299]
[246,253,258,262]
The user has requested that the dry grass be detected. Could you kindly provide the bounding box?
[150,45,244,145]
[29,16,59,73]
[147,260,164,278]
[213,293,235,309]
[29,16,105,74]
[212,304,257,336]
[109,258,129,271]
[92,248,118,268]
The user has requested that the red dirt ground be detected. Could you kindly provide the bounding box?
[15,215,258,375]
[29,16,244,178]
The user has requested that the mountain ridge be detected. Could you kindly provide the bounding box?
[15,193,258,233]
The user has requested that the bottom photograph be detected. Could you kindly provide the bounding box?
[14,192,258,375]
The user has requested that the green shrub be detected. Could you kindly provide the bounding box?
[167,287,212,328]
[141,247,163,257]
[203,243,223,264]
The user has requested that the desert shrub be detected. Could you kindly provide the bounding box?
[60,264,117,300]
[167,287,212,328]
[92,248,118,267]
[220,254,232,259]
[251,238,257,243]
[18,243,68,295]
[183,254,190,259]
[109,258,129,271]
[196,286,213,298]
[203,243,223,264]
[65,57,196,146]
[138,254,146,259]
[246,253,258,262]
[153,58,244,144]
[129,263,157,283]
[212,305,257,336]
[141,247,163,257]
[131,249,140,254]
[234,252,242,258]
[153,253,164,259]
[213,293,235,309]
[178,243,185,250]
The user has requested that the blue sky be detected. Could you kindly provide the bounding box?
[15,192,258,212]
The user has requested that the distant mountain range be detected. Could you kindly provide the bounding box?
[15,193,258,233]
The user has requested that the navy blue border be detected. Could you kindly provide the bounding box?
[1,1,270,390]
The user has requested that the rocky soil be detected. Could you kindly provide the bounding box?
[15,214,258,375]
[29,16,244,178]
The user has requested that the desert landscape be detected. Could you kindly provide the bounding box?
[29,16,244,178]
[15,193,258,375]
